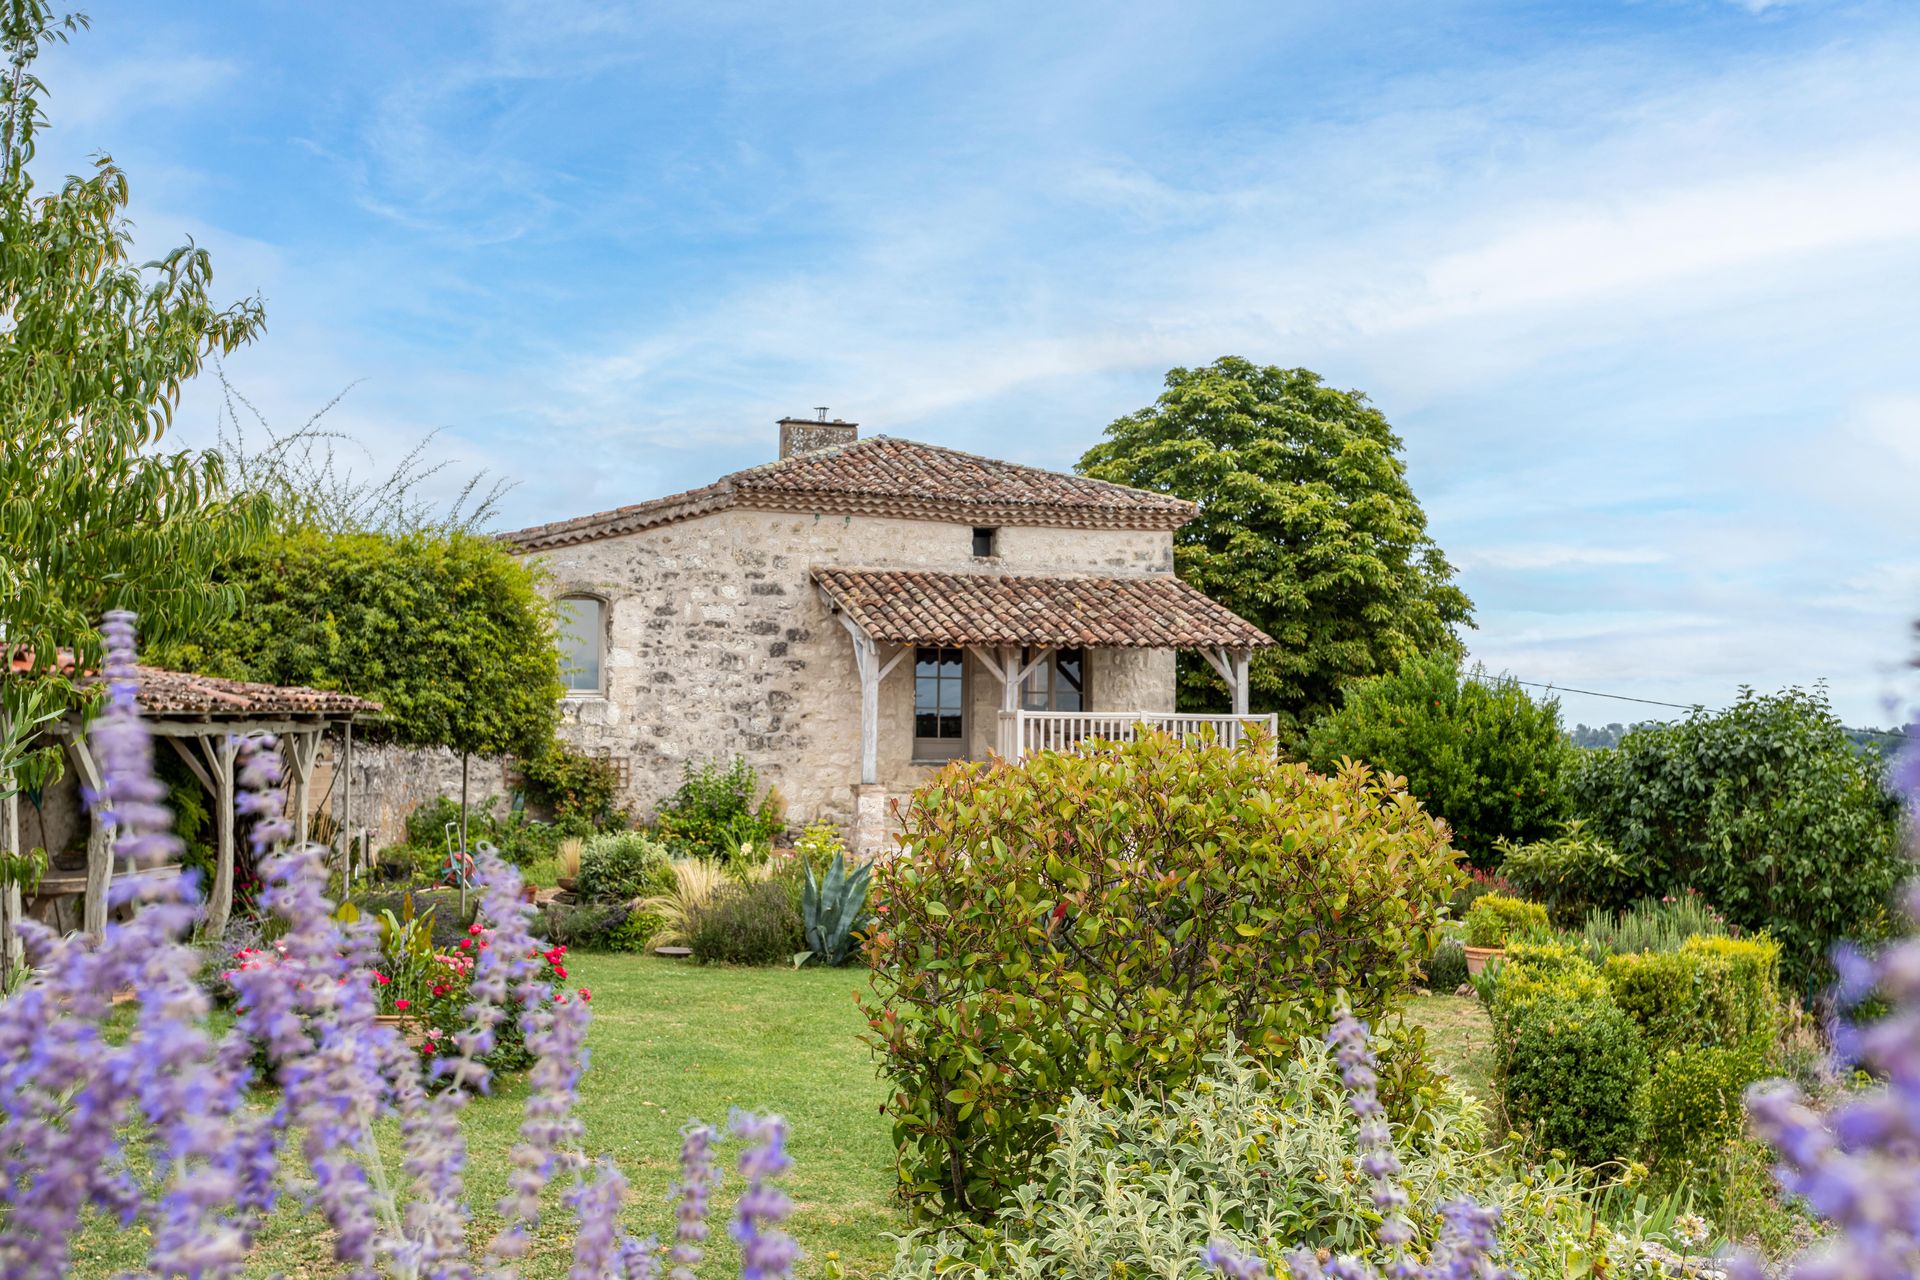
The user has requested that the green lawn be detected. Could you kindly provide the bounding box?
[72,956,905,1279]
[68,962,1500,1278]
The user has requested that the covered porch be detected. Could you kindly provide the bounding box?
[813,566,1275,852]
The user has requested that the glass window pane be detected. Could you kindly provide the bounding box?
[939,714,963,739]
[557,597,603,693]
[916,711,939,737]
[1056,649,1084,712]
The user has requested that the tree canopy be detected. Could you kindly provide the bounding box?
[0,0,267,798]
[1568,686,1907,992]
[1301,653,1576,862]
[152,528,563,761]
[1077,357,1472,733]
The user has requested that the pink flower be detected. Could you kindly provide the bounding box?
[579,988,591,1003]
[373,972,391,986]
[422,1040,437,1054]
[468,922,483,936]
[553,964,567,980]
[394,999,410,1011]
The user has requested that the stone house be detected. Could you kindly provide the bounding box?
[500,418,1274,852]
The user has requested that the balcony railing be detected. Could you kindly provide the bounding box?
[998,709,1279,761]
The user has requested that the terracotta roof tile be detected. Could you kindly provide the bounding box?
[6,648,380,719]
[501,435,1194,550]
[812,567,1273,650]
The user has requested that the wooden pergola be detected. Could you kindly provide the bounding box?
[26,667,379,939]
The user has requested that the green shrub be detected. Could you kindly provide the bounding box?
[1487,942,1609,1041]
[1301,654,1576,862]
[575,830,674,903]
[518,741,629,833]
[1645,1041,1771,1169]
[1463,893,1549,947]
[1502,986,1651,1166]
[1423,940,1468,991]
[1498,821,1635,924]
[884,1037,1634,1280]
[1448,868,1515,918]
[653,756,785,862]
[1568,685,1906,991]
[863,733,1462,1218]
[1603,934,1782,1059]
[533,901,662,953]
[152,526,562,761]
[686,878,803,965]
[1580,892,1729,956]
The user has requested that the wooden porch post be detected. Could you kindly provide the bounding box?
[63,737,114,938]
[970,645,1053,760]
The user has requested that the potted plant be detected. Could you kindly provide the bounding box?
[1461,893,1550,975]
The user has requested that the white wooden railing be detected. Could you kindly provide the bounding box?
[999,710,1279,761]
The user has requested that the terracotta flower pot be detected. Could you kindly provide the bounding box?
[1463,945,1504,977]
[557,876,577,893]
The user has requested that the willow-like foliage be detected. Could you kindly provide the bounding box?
[0,0,268,795]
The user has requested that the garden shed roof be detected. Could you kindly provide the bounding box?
[500,435,1196,550]
[811,567,1274,650]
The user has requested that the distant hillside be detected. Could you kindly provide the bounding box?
[1570,720,1909,760]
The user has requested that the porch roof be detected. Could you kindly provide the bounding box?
[812,567,1273,650]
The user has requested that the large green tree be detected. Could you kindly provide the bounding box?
[1077,358,1472,733]
[0,0,266,802]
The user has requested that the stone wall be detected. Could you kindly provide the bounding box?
[519,508,1180,843]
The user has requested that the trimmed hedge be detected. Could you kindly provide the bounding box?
[1491,930,1784,1170]
[1502,987,1650,1165]
[1603,935,1781,1059]
[1464,894,1549,947]
[1645,1041,1771,1168]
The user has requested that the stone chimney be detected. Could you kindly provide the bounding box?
[778,411,858,459]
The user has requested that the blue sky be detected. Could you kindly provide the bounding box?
[44,0,1920,728]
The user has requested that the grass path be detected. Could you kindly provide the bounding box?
[68,963,1500,1278]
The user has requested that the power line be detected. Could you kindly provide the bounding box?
[1470,673,1912,738]
[1497,679,1705,712]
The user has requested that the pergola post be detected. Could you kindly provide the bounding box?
[63,737,114,938]
[285,729,322,847]
[189,734,239,940]
[1,783,21,975]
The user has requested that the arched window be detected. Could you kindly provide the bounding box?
[556,595,606,695]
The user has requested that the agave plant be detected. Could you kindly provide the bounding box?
[795,852,872,967]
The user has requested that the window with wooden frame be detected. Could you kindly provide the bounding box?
[913,646,966,760]
[1020,646,1086,712]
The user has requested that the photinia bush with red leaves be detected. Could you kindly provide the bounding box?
[861,731,1463,1219]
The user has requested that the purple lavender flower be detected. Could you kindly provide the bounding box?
[670,1122,721,1280]
[1205,1012,1508,1280]
[730,1110,799,1280]
[0,610,808,1278]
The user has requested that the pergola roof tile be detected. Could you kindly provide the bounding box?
[7,649,381,720]
[812,567,1272,650]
